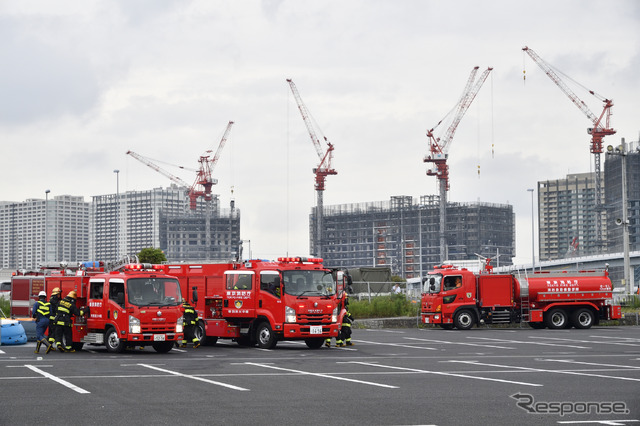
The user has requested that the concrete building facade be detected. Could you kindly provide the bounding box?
[312,195,515,278]
[537,172,605,261]
[0,195,90,270]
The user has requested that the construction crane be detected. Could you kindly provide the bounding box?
[522,46,615,247]
[425,66,493,263]
[126,120,234,210]
[286,78,337,258]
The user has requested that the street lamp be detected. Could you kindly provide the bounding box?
[114,169,120,259]
[528,188,535,272]
[44,189,50,263]
[606,143,632,295]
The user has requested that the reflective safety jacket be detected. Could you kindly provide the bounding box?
[182,302,198,326]
[55,296,81,327]
[48,294,60,321]
[32,299,50,321]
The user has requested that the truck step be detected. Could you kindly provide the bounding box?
[487,311,512,324]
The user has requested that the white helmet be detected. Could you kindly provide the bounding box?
[38,291,47,297]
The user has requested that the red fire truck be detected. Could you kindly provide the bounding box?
[11,261,184,352]
[421,262,621,330]
[163,257,350,349]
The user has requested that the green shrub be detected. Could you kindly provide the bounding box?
[349,294,419,319]
[0,298,9,318]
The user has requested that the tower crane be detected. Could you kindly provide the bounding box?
[126,120,234,210]
[522,46,615,246]
[425,66,493,263]
[286,78,337,258]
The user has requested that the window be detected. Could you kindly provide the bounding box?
[443,276,462,291]
[90,282,104,299]
[226,273,253,290]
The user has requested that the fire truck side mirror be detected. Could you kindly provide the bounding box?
[192,287,198,303]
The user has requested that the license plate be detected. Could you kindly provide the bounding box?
[310,326,322,335]
[153,334,166,341]
[425,317,430,324]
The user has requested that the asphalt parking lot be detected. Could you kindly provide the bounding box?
[1,326,639,425]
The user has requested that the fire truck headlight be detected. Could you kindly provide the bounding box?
[176,317,184,333]
[331,307,338,323]
[285,306,296,323]
[129,316,141,334]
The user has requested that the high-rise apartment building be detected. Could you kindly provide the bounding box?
[312,195,514,278]
[0,195,90,270]
[537,172,605,261]
[92,185,241,263]
[604,139,640,253]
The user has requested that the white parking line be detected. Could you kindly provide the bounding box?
[557,420,640,425]
[138,363,249,391]
[244,362,398,389]
[24,364,90,394]
[471,336,590,349]
[355,339,439,351]
[404,337,515,350]
[450,360,640,383]
[530,336,640,347]
[348,361,542,387]
[539,359,640,370]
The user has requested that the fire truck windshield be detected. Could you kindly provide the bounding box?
[127,278,182,307]
[283,270,335,298]
[425,274,442,293]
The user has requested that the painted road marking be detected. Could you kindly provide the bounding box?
[138,363,249,391]
[24,364,90,394]
[530,336,640,347]
[539,359,640,370]
[349,361,542,387]
[405,336,515,350]
[244,362,398,389]
[470,336,590,349]
[450,360,640,383]
[355,339,439,351]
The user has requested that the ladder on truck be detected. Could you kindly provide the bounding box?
[515,269,531,325]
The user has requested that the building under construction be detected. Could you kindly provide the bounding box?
[312,195,514,278]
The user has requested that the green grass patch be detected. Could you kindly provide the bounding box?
[0,298,9,318]
[349,294,420,319]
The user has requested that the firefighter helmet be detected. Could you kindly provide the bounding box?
[67,290,77,299]
[52,287,61,295]
[38,291,46,297]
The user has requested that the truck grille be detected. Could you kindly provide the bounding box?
[297,313,332,325]
[142,325,175,333]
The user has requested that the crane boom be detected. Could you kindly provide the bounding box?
[205,121,234,172]
[126,150,191,188]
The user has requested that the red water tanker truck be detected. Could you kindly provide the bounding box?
[421,262,621,330]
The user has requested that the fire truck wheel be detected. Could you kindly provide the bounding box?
[453,310,475,330]
[305,338,324,349]
[152,341,174,353]
[195,321,208,345]
[545,308,569,329]
[255,322,277,349]
[570,308,594,329]
[105,327,125,353]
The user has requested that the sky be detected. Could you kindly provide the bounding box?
[1,0,639,264]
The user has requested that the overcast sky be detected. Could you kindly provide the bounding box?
[1,0,639,264]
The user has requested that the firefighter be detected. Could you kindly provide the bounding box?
[32,291,51,353]
[178,299,200,349]
[336,295,354,347]
[46,287,62,350]
[51,290,83,353]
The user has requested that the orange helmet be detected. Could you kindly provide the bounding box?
[67,290,77,299]
[51,287,61,295]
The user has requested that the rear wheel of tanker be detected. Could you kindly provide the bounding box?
[305,338,324,349]
[105,327,125,353]
[152,341,174,353]
[571,308,594,329]
[454,310,475,330]
[545,308,569,329]
[255,321,277,349]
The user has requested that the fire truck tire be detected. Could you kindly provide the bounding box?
[105,327,126,353]
[195,321,209,345]
[545,308,569,329]
[255,322,277,349]
[305,338,324,349]
[152,341,174,353]
[453,310,475,330]
[570,308,594,329]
